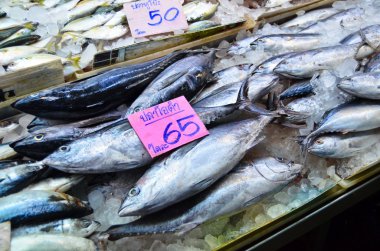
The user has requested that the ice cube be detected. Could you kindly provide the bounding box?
[266,204,290,219]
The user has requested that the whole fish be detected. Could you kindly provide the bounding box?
[188,20,219,32]
[0,18,28,31]
[254,52,296,74]
[302,101,380,146]
[281,8,339,29]
[118,117,271,216]
[0,160,34,170]
[7,54,66,73]
[0,46,44,65]
[308,130,380,158]
[0,190,92,226]
[105,10,126,26]
[49,0,81,13]
[0,26,23,41]
[126,51,215,115]
[10,111,121,159]
[337,72,380,100]
[11,234,96,251]
[0,121,19,139]
[68,0,108,21]
[0,35,40,49]
[183,1,219,22]
[250,33,321,53]
[0,143,19,160]
[365,53,380,73]
[62,12,114,32]
[23,175,84,192]
[0,162,47,197]
[273,43,361,79]
[279,80,314,100]
[105,157,301,239]
[81,24,128,40]
[300,8,365,34]
[12,218,100,237]
[0,23,39,45]
[12,51,187,119]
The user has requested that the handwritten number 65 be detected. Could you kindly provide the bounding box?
[163,115,200,144]
[148,8,180,26]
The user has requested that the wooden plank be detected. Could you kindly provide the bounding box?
[0,222,10,251]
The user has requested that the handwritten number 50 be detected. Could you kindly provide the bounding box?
[148,8,180,26]
[163,115,200,144]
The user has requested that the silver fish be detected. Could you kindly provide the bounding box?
[105,157,301,239]
[303,101,380,146]
[12,218,100,237]
[22,175,84,192]
[254,52,296,74]
[0,162,47,197]
[183,1,219,22]
[251,33,321,53]
[281,8,339,29]
[11,234,96,251]
[227,35,260,55]
[188,20,219,32]
[365,53,380,73]
[282,96,315,123]
[119,117,272,216]
[308,130,380,158]
[338,72,380,100]
[273,43,361,79]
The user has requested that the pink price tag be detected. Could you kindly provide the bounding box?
[124,0,188,38]
[127,96,209,158]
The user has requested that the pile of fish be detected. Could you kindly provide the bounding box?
[1,0,380,250]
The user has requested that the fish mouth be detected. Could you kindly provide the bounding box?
[118,200,147,217]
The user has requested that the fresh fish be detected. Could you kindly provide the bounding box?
[340,25,379,59]
[126,52,215,115]
[0,121,19,139]
[0,162,47,197]
[273,43,361,79]
[0,143,19,160]
[0,26,23,41]
[0,35,40,49]
[11,111,121,159]
[12,51,187,119]
[62,12,114,32]
[23,175,84,192]
[81,24,128,40]
[183,1,219,22]
[0,18,27,31]
[308,130,380,158]
[118,117,271,216]
[7,54,66,72]
[105,10,126,26]
[365,53,380,73]
[0,190,92,226]
[281,8,339,29]
[49,0,80,13]
[0,46,44,66]
[0,22,38,45]
[27,117,72,132]
[279,80,314,100]
[282,96,315,123]
[68,0,108,21]
[105,157,301,238]
[254,52,296,74]
[241,73,280,102]
[10,234,96,251]
[31,36,56,49]
[303,101,380,146]
[251,33,321,53]
[300,8,365,33]
[12,218,100,237]
[337,72,380,100]
[0,160,34,170]
[228,35,260,55]
[188,20,219,32]
[57,32,86,50]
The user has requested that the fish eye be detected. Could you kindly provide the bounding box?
[316,139,324,144]
[276,157,286,162]
[258,65,264,69]
[34,134,44,141]
[134,107,142,113]
[59,145,70,152]
[128,187,140,197]
[80,220,92,228]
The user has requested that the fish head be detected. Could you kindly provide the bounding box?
[273,60,304,78]
[254,157,302,182]
[336,77,356,93]
[11,90,57,114]
[250,37,273,50]
[73,219,101,236]
[308,136,337,157]
[10,127,76,160]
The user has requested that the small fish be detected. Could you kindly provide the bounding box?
[281,8,339,29]
[0,160,35,171]
[23,175,84,192]
[126,51,215,115]
[104,10,126,26]
[0,46,44,66]
[0,18,28,31]
[254,52,296,74]
[188,20,219,32]
[12,218,100,237]
[105,157,301,239]
[279,80,314,100]
[118,117,271,216]
[68,0,108,21]
[81,24,128,40]
[48,0,81,15]
[365,53,380,73]
[7,54,65,72]
[0,162,47,197]
[0,121,19,139]
[0,35,41,49]
[251,33,321,53]
[308,130,380,158]
[274,43,361,79]
[11,234,96,251]
[0,190,92,226]
[183,1,219,22]
[62,12,114,32]
[337,72,380,100]
[0,26,23,41]
[0,143,19,161]
[302,101,380,147]
[0,22,38,45]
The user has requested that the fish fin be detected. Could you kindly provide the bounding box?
[159,70,189,89]
[239,101,280,117]
[115,161,140,168]
[342,130,349,134]
[192,177,215,191]
[176,223,199,235]
[246,136,265,152]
